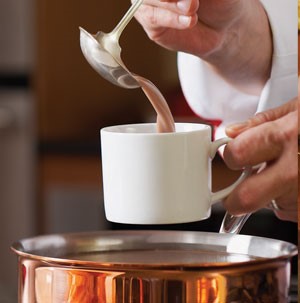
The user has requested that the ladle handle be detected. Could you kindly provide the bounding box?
[111,0,143,40]
[219,213,251,234]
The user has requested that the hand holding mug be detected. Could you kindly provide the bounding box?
[223,99,298,222]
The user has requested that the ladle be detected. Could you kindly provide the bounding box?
[79,0,143,89]
[219,213,251,234]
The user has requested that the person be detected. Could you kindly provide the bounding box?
[133,0,298,222]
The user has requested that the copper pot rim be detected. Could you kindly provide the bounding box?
[11,230,298,271]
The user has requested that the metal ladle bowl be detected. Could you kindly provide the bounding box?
[79,0,142,89]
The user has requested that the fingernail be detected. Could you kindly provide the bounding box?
[226,121,249,132]
[177,0,190,12]
[178,15,192,26]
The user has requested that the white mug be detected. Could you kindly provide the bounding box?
[101,123,248,224]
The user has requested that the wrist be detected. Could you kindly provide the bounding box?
[199,1,273,95]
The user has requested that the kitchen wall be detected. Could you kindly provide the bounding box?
[0,0,36,301]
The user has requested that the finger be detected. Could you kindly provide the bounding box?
[274,209,298,222]
[223,159,295,215]
[134,0,199,15]
[226,99,298,138]
[135,4,198,32]
[223,121,283,170]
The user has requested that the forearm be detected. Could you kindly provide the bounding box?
[199,0,273,95]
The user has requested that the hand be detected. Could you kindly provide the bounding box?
[134,0,272,94]
[223,98,299,222]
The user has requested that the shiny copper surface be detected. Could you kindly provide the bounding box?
[18,260,290,303]
[12,230,297,303]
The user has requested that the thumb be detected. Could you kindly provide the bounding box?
[225,99,298,138]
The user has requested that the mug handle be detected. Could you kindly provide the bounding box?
[209,137,252,234]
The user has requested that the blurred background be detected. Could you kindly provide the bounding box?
[0,0,297,301]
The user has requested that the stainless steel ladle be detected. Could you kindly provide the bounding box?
[219,213,251,234]
[79,0,143,89]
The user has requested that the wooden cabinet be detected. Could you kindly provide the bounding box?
[35,0,179,143]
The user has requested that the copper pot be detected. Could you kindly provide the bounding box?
[12,230,297,303]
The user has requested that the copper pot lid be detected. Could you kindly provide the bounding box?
[11,230,297,270]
